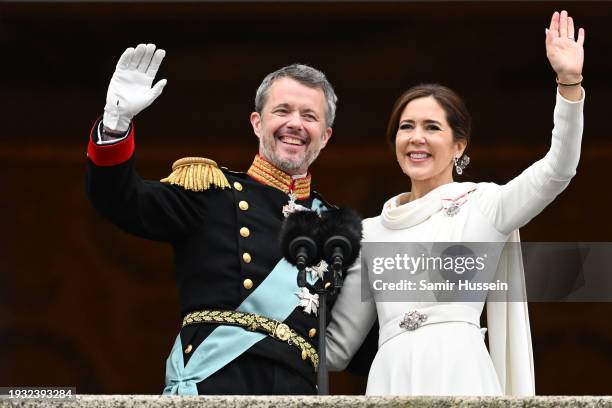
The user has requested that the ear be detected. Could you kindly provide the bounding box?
[250,112,262,139]
[455,139,467,158]
[319,127,333,149]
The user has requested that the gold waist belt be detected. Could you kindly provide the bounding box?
[182,309,319,368]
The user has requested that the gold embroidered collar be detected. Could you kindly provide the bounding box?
[247,155,311,200]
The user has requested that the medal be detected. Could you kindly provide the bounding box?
[306,260,328,281]
[441,188,475,217]
[282,192,309,217]
[444,202,461,217]
[296,287,320,316]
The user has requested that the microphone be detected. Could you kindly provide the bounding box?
[279,210,323,287]
[319,208,363,288]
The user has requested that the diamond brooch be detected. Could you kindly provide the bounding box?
[399,310,428,331]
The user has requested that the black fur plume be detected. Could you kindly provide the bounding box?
[279,210,323,266]
[318,207,363,269]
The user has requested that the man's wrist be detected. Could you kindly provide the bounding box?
[98,121,129,143]
[102,125,126,136]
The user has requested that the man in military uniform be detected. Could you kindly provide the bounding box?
[86,43,337,394]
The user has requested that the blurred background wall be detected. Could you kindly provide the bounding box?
[1,1,611,395]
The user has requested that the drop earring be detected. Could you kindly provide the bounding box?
[454,154,470,175]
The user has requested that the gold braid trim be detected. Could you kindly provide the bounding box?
[246,155,311,200]
[249,166,290,194]
[183,309,319,368]
[160,157,230,192]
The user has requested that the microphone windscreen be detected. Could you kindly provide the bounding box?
[279,210,323,266]
[319,207,363,267]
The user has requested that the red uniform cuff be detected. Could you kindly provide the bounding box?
[87,119,135,166]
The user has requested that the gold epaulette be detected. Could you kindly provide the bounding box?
[160,157,230,192]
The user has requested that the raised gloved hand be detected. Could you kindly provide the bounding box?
[103,43,167,132]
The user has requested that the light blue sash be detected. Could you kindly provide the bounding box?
[163,198,325,395]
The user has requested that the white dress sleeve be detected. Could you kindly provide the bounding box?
[325,253,377,371]
[477,89,585,235]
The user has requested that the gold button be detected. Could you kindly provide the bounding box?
[301,349,308,360]
[233,182,243,191]
[242,252,252,263]
[240,227,250,238]
[325,282,332,289]
[308,328,317,338]
[184,344,193,354]
[243,278,253,290]
[239,201,249,211]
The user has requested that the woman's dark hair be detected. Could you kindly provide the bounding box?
[386,84,471,150]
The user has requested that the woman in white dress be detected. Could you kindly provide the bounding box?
[325,10,585,396]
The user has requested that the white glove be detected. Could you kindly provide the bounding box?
[103,43,167,132]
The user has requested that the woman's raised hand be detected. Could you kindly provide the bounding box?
[546,10,584,85]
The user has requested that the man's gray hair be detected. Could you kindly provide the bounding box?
[255,64,338,127]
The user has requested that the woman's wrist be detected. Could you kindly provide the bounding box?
[556,73,583,86]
